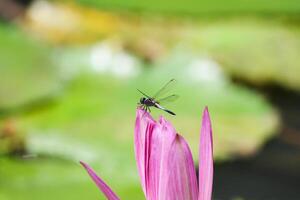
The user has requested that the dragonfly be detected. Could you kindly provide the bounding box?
[137,79,179,115]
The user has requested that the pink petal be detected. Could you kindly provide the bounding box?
[145,116,178,200]
[135,108,198,200]
[80,161,120,200]
[198,107,214,200]
[157,134,199,200]
[134,108,156,196]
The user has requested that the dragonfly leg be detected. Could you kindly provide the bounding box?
[141,106,148,118]
[140,105,145,110]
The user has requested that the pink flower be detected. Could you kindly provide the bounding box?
[80,107,213,200]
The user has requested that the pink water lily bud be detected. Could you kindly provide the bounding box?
[81,107,214,200]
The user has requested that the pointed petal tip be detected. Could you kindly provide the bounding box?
[79,160,86,166]
[203,106,209,115]
[158,115,165,124]
[80,161,120,200]
[202,106,212,125]
[158,115,177,135]
[80,161,90,170]
[136,107,145,115]
[136,106,144,112]
[136,107,155,122]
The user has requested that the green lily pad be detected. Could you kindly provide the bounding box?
[23,2,300,91]
[74,0,300,14]
[0,24,62,112]
[190,21,300,91]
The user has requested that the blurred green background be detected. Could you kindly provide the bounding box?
[0,0,299,200]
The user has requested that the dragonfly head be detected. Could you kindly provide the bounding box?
[140,97,146,104]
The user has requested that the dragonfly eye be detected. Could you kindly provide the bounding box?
[140,97,146,104]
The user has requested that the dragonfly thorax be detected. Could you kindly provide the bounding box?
[140,97,156,106]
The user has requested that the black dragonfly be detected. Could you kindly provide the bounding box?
[137,79,179,115]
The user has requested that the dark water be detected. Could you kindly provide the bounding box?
[213,85,300,200]
[0,0,32,21]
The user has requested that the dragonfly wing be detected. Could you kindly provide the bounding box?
[137,89,151,98]
[152,79,177,99]
[157,94,179,105]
